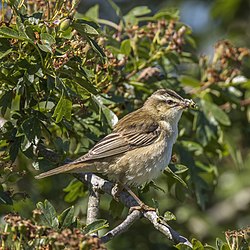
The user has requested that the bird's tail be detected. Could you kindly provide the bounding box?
[35,162,88,179]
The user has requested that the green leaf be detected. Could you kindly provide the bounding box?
[37,33,55,53]
[73,76,98,94]
[21,117,41,142]
[63,179,86,203]
[52,94,72,123]
[87,36,106,58]
[120,39,131,56]
[73,21,99,35]
[84,219,109,234]
[0,191,13,205]
[85,5,99,20]
[0,26,23,39]
[36,200,59,229]
[0,48,13,60]
[58,206,75,229]
[37,43,52,53]
[192,238,205,250]
[163,211,176,221]
[40,33,56,46]
[107,0,123,20]
[180,75,200,87]
[126,6,151,17]
[9,136,22,162]
[216,238,230,250]
[0,90,13,116]
[175,243,193,250]
[202,100,231,126]
[164,167,188,188]
[90,95,118,127]
[154,8,179,20]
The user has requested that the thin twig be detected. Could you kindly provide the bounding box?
[101,210,141,243]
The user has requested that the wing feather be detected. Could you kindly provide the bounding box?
[77,122,160,162]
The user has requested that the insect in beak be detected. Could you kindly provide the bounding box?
[181,99,197,110]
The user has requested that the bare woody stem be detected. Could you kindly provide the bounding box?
[86,184,100,237]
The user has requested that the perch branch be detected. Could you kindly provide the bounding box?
[74,173,192,247]
[86,181,100,237]
[101,210,141,243]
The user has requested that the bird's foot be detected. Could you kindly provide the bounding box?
[129,203,156,213]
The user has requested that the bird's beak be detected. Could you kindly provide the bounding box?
[181,99,197,109]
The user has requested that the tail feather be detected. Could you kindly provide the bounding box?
[35,162,86,179]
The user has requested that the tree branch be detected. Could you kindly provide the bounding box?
[101,210,141,243]
[86,183,100,237]
[73,173,192,247]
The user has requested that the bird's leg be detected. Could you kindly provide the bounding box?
[111,183,156,212]
[123,185,156,212]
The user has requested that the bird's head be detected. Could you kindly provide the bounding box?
[144,89,195,123]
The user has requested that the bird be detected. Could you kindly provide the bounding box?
[35,89,195,209]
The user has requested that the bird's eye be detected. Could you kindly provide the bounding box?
[166,100,174,105]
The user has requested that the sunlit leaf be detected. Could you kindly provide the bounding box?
[52,94,72,123]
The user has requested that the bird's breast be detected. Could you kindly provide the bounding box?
[120,132,176,186]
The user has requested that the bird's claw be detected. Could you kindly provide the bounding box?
[129,204,156,214]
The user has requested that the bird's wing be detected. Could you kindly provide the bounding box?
[77,120,161,162]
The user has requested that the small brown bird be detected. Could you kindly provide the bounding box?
[36,89,195,208]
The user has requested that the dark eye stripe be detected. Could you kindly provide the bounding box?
[166,100,175,105]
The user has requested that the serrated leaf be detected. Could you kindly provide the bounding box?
[84,219,109,234]
[36,200,59,229]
